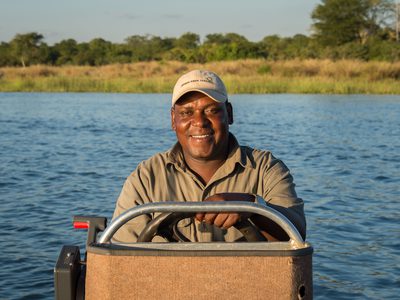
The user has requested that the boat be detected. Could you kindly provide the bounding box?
[54,201,313,299]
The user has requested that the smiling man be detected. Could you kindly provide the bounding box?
[112,70,306,242]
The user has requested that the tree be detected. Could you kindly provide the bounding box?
[9,32,45,67]
[363,0,397,40]
[53,39,79,65]
[125,35,174,61]
[312,0,369,45]
[284,35,318,59]
[311,0,396,46]
[259,35,289,60]
[0,42,15,66]
[201,33,260,61]
[88,38,113,65]
[203,33,227,44]
[175,32,200,49]
[108,43,133,64]
[73,43,92,65]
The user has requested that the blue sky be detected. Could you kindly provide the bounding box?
[1,0,322,44]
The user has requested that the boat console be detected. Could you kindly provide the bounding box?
[55,201,313,299]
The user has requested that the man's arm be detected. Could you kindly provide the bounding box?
[195,193,304,241]
[260,158,306,240]
[195,160,306,241]
[111,173,151,243]
[250,201,305,241]
[195,193,253,229]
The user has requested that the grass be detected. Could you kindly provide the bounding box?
[0,59,400,94]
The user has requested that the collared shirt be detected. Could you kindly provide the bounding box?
[112,134,305,243]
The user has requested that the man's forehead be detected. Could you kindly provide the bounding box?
[175,92,225,107]
[175,98,224,109]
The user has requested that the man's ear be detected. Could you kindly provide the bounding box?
[226,102,233,125]
[171,107,176,131]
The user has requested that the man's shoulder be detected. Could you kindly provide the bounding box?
[124,150,174,184]
[239,145,288,171]
[239,145,274,161]
[240,144,271,154]
[136,150,173,170]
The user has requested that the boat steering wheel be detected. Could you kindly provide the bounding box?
[137,212,267,242]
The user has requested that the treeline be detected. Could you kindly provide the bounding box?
[1,32,400,68]
[1,0,399,67]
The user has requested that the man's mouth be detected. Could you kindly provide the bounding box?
[190,133,213,139]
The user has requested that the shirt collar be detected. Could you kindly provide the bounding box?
[167,133,255,171]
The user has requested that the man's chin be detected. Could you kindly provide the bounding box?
[190,152,214,161]
[187,148,216,161]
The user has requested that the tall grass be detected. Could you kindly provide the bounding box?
[0,59,399,94]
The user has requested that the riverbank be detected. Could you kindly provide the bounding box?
[1,59,400,94]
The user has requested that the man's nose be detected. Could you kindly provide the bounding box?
[192,111,209,127]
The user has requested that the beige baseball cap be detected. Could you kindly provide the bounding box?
[172,70,228,106]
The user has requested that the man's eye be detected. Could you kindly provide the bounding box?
[206,108,220,114]
[179,111,192,117]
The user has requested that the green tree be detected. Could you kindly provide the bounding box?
[312,0,369,45]
[125,35,174,61]
[284,34,318,59]
[203,33,226,44]
[365,38,400,60]
[165,33,201,62]
[259,35,289,60]
[53,39,79,65]
[147,36,175,60]
[9,32,45,67]
[311,0,396,46]
[201,33,261,61]
[88,38,113,65]
[175,32,200,49]
[73,43,92,65]
[0,42,15,66]
[124,35,148,61]
[364,0,396,33]
[37,43,53,64]
[108,43,133,64]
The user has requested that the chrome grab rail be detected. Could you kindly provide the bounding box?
[98,201,305,248]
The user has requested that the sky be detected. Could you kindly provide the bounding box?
[0,0,322,44]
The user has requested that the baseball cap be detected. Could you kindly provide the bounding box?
[172,70,228,106]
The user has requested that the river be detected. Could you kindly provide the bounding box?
[0,93,399,299]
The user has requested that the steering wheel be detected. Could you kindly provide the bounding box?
[137,212,267,242]
[99,202,305,246]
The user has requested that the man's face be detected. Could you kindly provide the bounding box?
[171,92,233,163]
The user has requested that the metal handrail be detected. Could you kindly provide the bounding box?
[98,201,305,247]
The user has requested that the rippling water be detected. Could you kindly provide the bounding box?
[0,93,399,299]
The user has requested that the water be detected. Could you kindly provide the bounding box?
[0,93,399,299]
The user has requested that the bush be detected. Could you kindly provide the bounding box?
[257,65,271,74]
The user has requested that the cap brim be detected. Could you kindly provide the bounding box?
[172,88,227,106]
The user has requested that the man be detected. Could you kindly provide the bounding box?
[112,70,306,243]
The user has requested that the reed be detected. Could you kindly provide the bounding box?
[1,59,399,94]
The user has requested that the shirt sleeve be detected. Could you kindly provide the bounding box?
[262,157,306,239]
[111,168,151,243]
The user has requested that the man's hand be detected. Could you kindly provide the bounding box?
[195,193,255,229]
